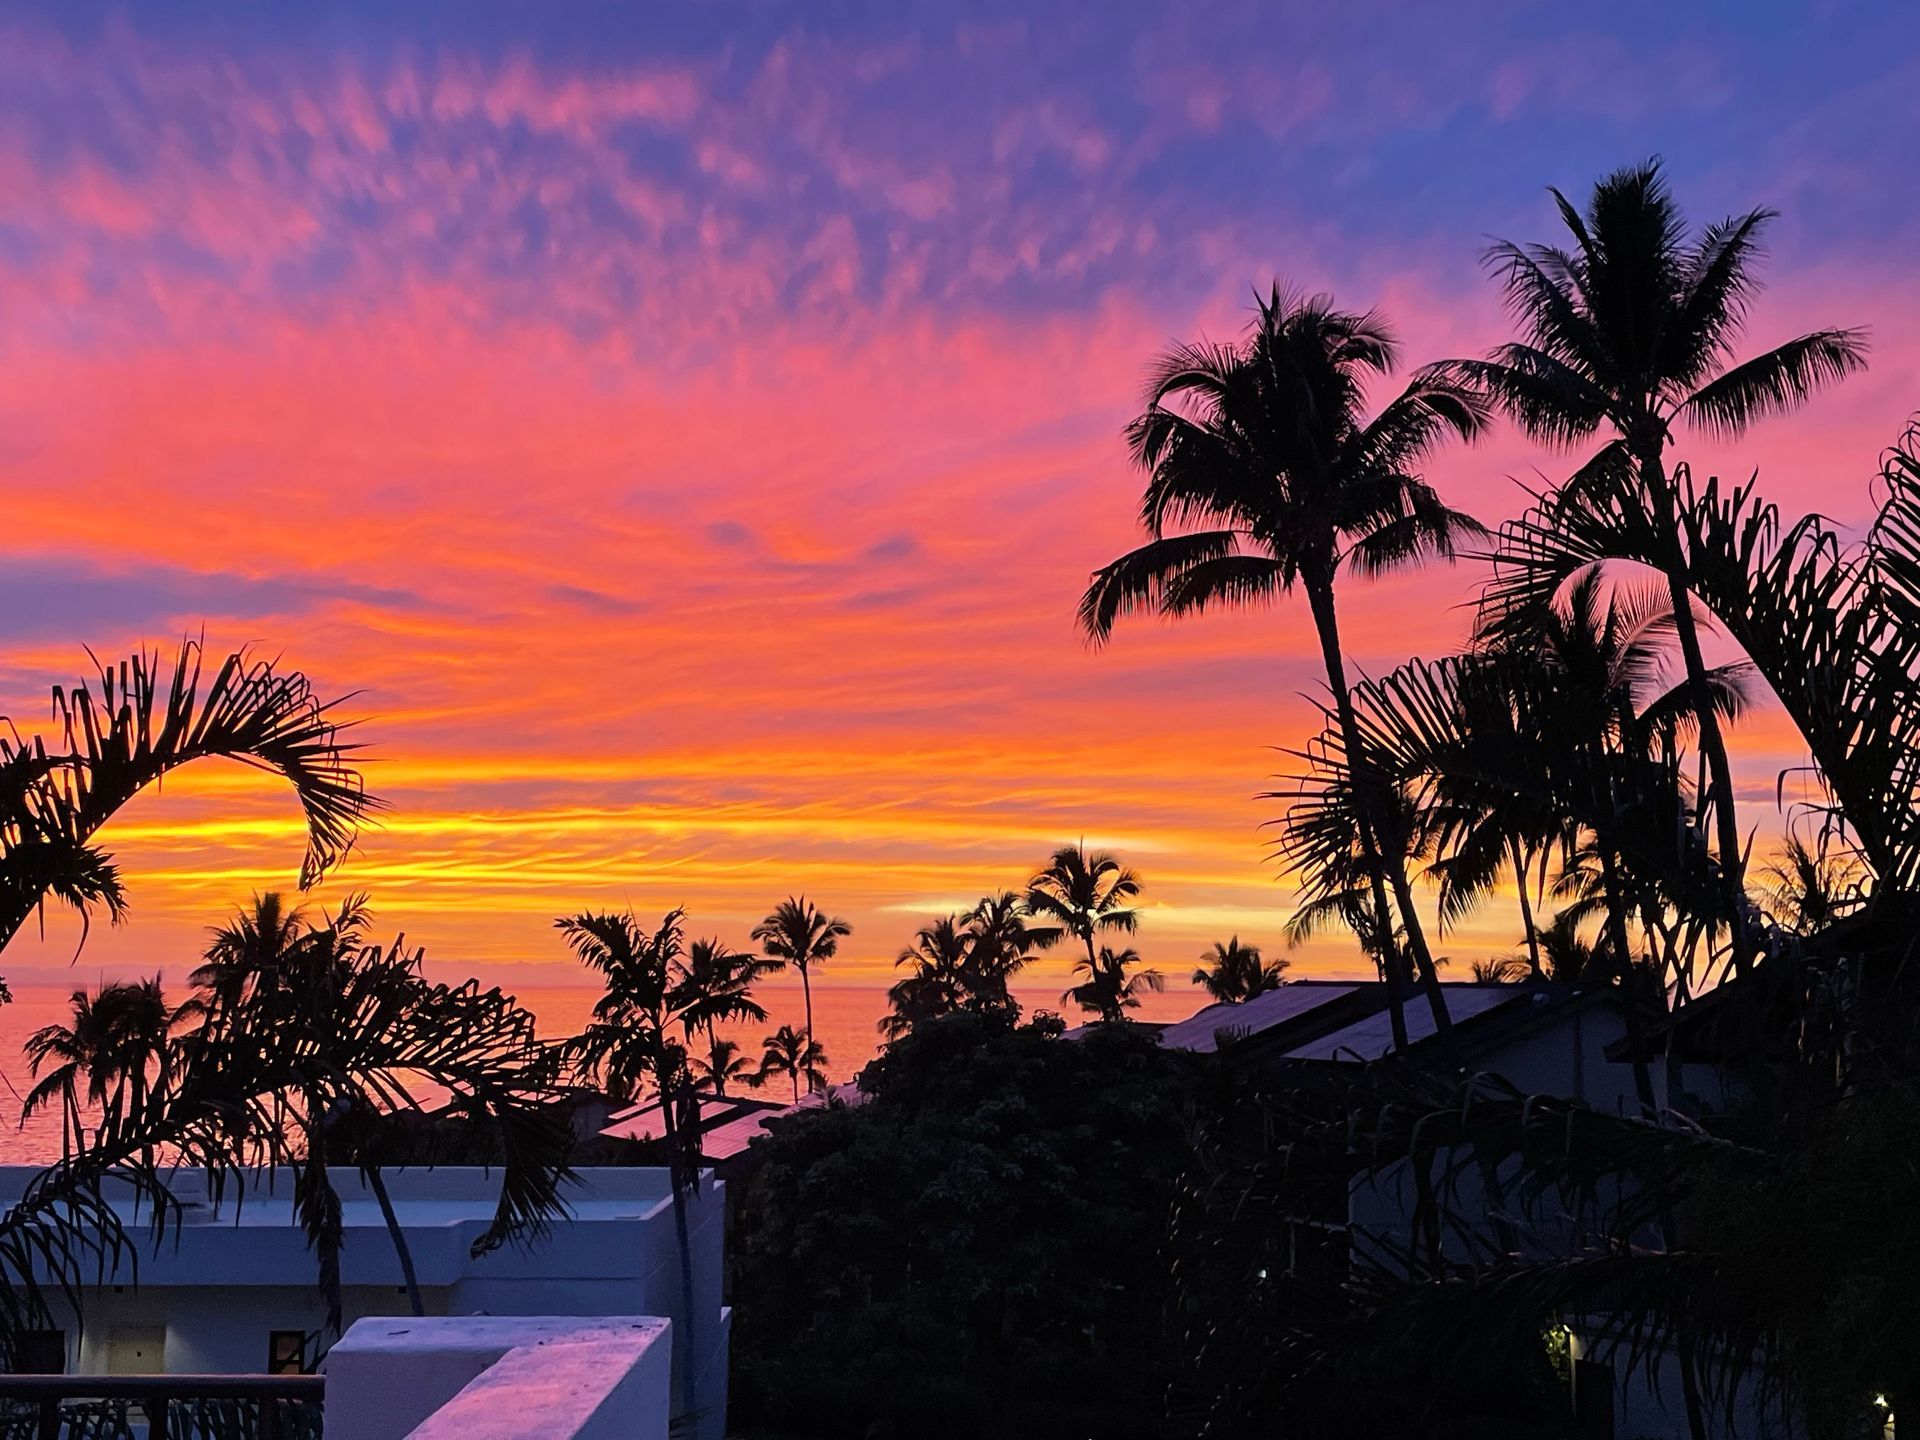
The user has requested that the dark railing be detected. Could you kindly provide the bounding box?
[0,1375,323,1440]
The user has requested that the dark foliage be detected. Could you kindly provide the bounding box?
[729,1012,1199,1439]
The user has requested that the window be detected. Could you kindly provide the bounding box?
[267,1330,308,1376]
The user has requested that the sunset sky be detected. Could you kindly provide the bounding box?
[1,2,1916,996]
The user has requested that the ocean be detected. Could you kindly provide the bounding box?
[0,977,1205,1164]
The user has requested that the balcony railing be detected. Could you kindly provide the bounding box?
[0,1375,323,1440]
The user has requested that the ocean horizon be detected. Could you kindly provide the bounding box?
[0,977,1215,1165]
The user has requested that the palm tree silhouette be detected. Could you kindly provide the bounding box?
[881,915,973,1040]
[13,894,572,1337]
[1023,843,1142,976]
[692,1035,753,1097]
[672,936,772,1046]
[1469,955,1532,984]
[960,890,1036,1019]
[1438,158,1866,970]
[190,890,316,1007]
[756,1024,828,1104]
[1081,286,1487,1047]
[189,890,573,1325]
[1756,834,1867,936]
[0,642,378,996]
[560,906,755,1411]
[24,976,183,1150]
[1064,945,1164,1024]
[752,897,850,1086]
[1531,907,1609,986]
[1191,937,1289,1003]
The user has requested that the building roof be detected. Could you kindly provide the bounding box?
[1138,979,1608,1071]
[1155,981,1362,1054]
[599,1083,863,1160]
[0,1166,684,1289]
[1283,985,1526,1061]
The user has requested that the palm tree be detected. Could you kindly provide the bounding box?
[23,976,183,1152]
[1756,835,1868,936]
[1469,955,1532,984]
[0,642,377,995]
[692,1035,753,1097]
[1081,286,1488,1044]
[1531,906,1610,986]
[672,937,771,1046]
[1065,945,1164,1024]
[1191,937,1289,1003]
[191,891,313,1007]
[560,906,751,1414]
[881,915,973,1040]
[1439,159,1867,968]
[1023,843,1142,974]
[752,897,850,1085]
[188,891,572,1326]
[960,890,1036,1019]
[757,1024,828,1104]
[4,898,572,1344]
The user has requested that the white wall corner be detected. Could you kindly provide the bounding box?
[324,1314,673,1440]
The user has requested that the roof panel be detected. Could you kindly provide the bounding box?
[1284,986,1523,1061]
[1157,983,1361,1054]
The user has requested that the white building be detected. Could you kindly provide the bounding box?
[0,1165,729,1440]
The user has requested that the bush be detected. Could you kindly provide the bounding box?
[728,1011,1198,1438]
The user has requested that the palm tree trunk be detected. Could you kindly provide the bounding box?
[1597,841,1658,1117]
[1383,860,1453,1036]
[1643,451,1754,975]
[366,1166,425,1318]
[1509,837,1543,979]
[799,964,817,1094]
[656,1082,703,1420]
[1304,574,1448,1047]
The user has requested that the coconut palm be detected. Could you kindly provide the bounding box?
[560,906,751,1413]
[1081,286,1488,1041]
[881,915,973,1041]
[672,937,771,1045]
[1530,907,1610,986]
[752,897,850,1082]
[1065,945,1164,1024]
[1756,834,1869,936]
[1469,955,1532,984]
[1439,159,1867,965]
[1,899,572,1347]
[961,890,1037,1019]
[190,891,316,1008]
[1191,937,1289,1003]
[757,1024,828,1104]
[23,977,183,1151]
[185,890,572,1326]
[1023,843,1142,975]
[693,1036,753,1097]
[0,642,377,995]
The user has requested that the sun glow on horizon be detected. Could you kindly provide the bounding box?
[1,6,1914,998]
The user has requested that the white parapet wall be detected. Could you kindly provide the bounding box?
[325,1315,672,1440]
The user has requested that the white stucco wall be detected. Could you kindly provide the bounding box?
[326,1314,672,1440]
[1,1165,728,1440]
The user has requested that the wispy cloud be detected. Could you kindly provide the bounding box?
[0,2,1911,991]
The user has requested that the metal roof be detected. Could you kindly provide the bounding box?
[1156,982,1362,1054]
[1284,985,1525,1061]
[598,1083,863,1158]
